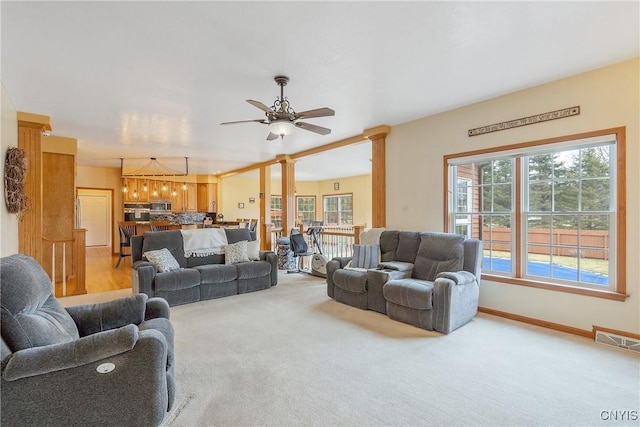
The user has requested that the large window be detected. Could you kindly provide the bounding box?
[296,196,316,225]
[445,128,626,300]
[323,194,353,225]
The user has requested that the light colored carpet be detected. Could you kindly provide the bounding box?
[159,272,639,427]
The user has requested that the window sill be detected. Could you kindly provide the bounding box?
[481,274,629,301]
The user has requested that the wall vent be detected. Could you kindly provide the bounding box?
[595,330,640,353]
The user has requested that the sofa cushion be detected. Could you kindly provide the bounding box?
[379,231,399,262]
[351,244,379,269]
[236,260,271,279]
[225,228,253,244]
[247,240,260,261]
[413,233,465,281]
[333,269,368,293]
[396,232,422,263]
[141,230,187,268]
[225,240,250,265]
[195,264,238,284]
[186,253,225,268]
[143,248,181,273]
[0,254,80,351]
[153,268,201,292]
[383,279,434,310]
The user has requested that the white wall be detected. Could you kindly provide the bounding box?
[386,58,640,334]
[1,83,19,256]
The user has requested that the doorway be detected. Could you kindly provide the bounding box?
[77,188,112,248]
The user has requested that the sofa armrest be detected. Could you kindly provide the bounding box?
[260,251,278,286]
[435,271,477,285]
[66,294,148,336]
[432,274,480,334]
[145,297,171,321]
[1,328,169,427]
[132,262,157,297]
[2,325,138,381]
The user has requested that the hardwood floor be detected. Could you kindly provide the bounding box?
[69,246,133,295]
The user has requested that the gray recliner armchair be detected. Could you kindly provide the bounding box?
[1,254,175,427]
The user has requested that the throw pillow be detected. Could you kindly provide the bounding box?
[225,240,250,265]
[143,248,181,273]
[351,244,380,269]
[247,239,260,261]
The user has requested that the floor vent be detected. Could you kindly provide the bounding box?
[595,330,640,353]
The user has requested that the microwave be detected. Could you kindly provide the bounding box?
[150,200,172,212]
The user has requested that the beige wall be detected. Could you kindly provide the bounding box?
[1,83,19,256]
[219,173,261,221]
[386,58,640,333]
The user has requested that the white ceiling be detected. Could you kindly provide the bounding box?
[2,1,638,181]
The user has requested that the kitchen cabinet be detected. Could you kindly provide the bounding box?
[123,178,138,202]
[171,183,197,211]
[197,183,217,212]
[185,183,197,211]
[137,179,150,202]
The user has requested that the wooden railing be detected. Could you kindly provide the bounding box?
[42,229,87,297]
[269,224,364,260]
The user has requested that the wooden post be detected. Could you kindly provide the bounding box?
[259,165,271,250]
[364,125,390,228]
[278,155,296,237]
[72,229,87,295]
[17,113,51,266]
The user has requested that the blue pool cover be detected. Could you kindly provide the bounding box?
[483,257,608,285]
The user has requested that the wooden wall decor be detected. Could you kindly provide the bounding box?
[4,147,28,218]
[468,106,580,137]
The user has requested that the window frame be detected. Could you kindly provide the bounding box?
[443,127,627,301]
[295,195,316,225]
[270,195,282,229]
[323,193,354,226]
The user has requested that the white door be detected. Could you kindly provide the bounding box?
[79,194,109,246]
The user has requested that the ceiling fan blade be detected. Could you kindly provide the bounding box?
[295,121,331,135]
[266,132,280,141]
[220,119,267,125]
[247,100,275,114]
[295,107,335,119]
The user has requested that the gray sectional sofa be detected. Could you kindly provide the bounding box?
[131,228,277,306]
[327,231,482,333]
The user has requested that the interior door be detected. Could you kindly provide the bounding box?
[79,194,109,246]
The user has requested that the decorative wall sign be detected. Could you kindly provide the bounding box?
[4,147,28,218]
[468,106,580,137]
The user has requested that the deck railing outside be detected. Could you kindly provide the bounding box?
[269,224,364,260]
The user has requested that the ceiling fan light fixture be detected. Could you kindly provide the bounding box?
[268,119,296,137]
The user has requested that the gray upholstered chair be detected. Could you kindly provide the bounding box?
[1,254,175,427]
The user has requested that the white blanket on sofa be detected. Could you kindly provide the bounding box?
[181,228,228,257]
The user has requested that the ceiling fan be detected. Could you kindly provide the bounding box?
[221,75,335,140]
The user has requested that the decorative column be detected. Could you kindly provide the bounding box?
[259,165,272,249]
[364,125,390,228]
[278,155,296,236]
[17,112,51,266]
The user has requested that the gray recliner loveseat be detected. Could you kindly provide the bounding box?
[1,254,175,427]
[131,228,278,306]
[327,231,482,334]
